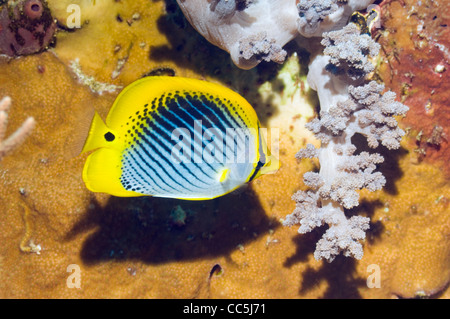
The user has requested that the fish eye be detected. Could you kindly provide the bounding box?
[104,132,115,142]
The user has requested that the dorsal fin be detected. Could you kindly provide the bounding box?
[81,112,110,154]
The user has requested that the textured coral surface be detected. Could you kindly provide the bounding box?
[0,0,448,299]
[377,0,450,177]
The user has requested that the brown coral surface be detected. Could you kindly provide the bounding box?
[0,0,448,299]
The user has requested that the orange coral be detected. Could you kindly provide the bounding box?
[355,137,450,298]
[390,212,450,298]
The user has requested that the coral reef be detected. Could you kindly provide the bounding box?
[0,0,448,300]
[0,96,35,160]
[175,0,379,69]
[177,0,409,261]
[0,0,56,57]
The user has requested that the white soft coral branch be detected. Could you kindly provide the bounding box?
[296,0,376,37]
[0,96,36,160]
[283,23,409,262]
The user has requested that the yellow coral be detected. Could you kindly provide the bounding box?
[390,213,449,298]
[48,0,199,85]
[356,143,450,298]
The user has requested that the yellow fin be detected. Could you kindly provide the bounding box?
[260,154,280,175]
[82,148,143,197]
[254,127,280,179]
[81,112,110,154]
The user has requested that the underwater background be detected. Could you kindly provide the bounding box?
[0,0,448,298]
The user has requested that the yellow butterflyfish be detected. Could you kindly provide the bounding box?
[81,76,279,200]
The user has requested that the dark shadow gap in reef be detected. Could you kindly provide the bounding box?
[66,186,280,265]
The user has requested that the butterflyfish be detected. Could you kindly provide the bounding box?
[349,7,380,36]
[81,76,279,200]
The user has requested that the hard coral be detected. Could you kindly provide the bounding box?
[377,0,450,177]
[390,212,450,298]
[0,0,56,57]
